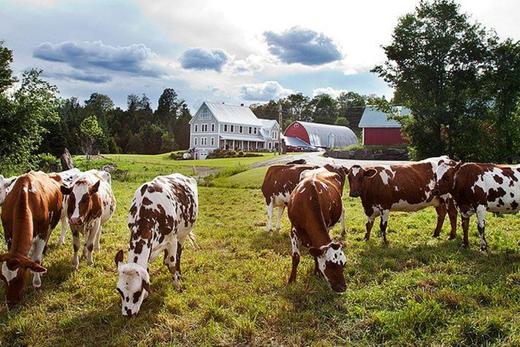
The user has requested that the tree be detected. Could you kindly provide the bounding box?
[373,0,494,159]
[0,68,60,171]
[173,103,192,150]
[0,41,16,93]
[79,115,103,158]
[486,40,520,162]
[309,94,338,124]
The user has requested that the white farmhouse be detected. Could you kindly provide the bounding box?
[189,102,280,159]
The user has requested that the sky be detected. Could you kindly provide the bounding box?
[1,0,519,111]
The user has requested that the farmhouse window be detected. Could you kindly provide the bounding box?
[224,124,228,132]
[194,124,198,132]
[231,125,234,132]
[210,137,215,146]
[248,127,252,134]
[211,123,215,132]
[194,137,198,146]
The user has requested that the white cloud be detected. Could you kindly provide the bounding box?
[240,81,293,101]
[312,87,348,98]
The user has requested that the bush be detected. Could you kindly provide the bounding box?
[33,153,60,172]
[206,149,262,159]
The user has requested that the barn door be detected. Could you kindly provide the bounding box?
[328,133,335,148]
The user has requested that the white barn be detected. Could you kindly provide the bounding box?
[189,102,280,159]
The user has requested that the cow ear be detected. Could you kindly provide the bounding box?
[14,256,47,273]
[142,279,151,293]
[115,250,124,269]
[454,161,462,171]
[60,185,73,195]
[309,247,326,257]
[89,180,100,195]
[364,168,377,178]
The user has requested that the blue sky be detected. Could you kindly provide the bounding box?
[1,0,519,111]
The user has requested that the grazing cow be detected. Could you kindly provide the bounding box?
[1,169,81,246]
[115,173,198,316]
[60,170,115,269]
[261,163,348,233]
[434,162,520,251]
[347,156,458,243]
[0,171,62,307]
[287,168,347,292]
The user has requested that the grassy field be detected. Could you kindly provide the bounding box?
[1,153,520,346]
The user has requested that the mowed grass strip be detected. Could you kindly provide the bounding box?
[0,154,519,346]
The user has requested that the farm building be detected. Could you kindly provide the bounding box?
[189,102,280,159]
[284,121,357,150]
[358,106,411,145]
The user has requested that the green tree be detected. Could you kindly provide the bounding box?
[309,94,338,124]
[373,0,494,159]
[0,68,60,171]
[79,115,103,158]
[0,41,16,93]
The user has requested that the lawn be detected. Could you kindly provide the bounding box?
[1,154,520,346]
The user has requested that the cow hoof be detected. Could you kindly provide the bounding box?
[87,259,94,266]
[94,245,100,251]
[447,235,456,240]
[432,233,440,238]
[461,243,469,249]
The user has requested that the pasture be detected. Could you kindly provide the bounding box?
[1,153,520,346]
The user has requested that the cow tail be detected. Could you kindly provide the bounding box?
[16,184,34,240]
[187,231,200,249]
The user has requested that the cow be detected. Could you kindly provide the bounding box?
[114,173,198,316]
[0,171,62,307]
[60,170,115,269]
[261,163,347,233]
[287,168,347,292]
[434,161,520,251]
[1,169,81,246]
[347,156,458,243]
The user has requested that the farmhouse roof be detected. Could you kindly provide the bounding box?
[358,106,411,128]
[205,102,263,126]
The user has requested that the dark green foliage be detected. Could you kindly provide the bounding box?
[373,0,520,161]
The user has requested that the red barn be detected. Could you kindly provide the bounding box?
[358,106,410,145]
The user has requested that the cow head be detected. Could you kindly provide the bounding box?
[347,165,377,197]
[0,253,46,307]
[309,242,346,292]
[324,164,349,188]
[433,162,462,197]
[114,250,151,317]
[61,179,101,225]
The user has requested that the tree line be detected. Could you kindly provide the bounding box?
[250,92,383,130]
[0,41,191,173]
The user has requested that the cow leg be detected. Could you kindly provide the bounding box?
[447,199,458,240]
[461,214,470,249]
[58,215,68,246]
[433,204,447,238]
[476,205,488,251]
[165,237,182,290]
[71,226,81,270]
[275,205,285,231]
[288,228,301,283]
[94,226,101,251]
[28,235,47,288]
[364,215,375,241]
[340,206,346,238]
[266,200,273,232]
[85,220,100,266]
[380,210,390,244]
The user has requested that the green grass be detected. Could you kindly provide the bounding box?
[1,154,520,346]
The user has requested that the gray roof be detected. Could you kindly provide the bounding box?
[259,119,278,129]
[205,102,263,126]
[293,121,358,148]
[358,106,411,128]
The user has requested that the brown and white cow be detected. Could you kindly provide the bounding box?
[115,173,198,316]
[434,162,520,251]
[347,156,458,243]
[60,169,115,269]
[261,162,348,233]
[0,171,62,307]
[287,168,347,292]
[1,168,81,246]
